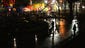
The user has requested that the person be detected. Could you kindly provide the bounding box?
[71,16,79,37]
[73,24,76,37]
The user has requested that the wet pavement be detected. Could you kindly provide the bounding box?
[35,17,79,48]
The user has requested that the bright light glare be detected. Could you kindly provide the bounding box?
[71,17,79,35]
[52,0,56,4]
[49,31,61,45]
[44,0,48,4]
[23,7,30,12]
[82,6,85,8]
[14,38,16,47]
[35,35,37,41]
[9,8,11,11]
[9,4,13,7]
[44,0,56,4]
[75,2,80,5]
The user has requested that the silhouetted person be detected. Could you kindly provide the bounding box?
[73,25,76,37]
[49,21,54,34]
[71,16,79,37]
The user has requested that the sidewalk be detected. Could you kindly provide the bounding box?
[35,29,79,48]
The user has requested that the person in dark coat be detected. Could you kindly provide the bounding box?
[73,24,76,37]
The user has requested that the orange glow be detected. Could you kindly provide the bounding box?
[27,5,33,11]
[59,0,63,3]
[23,3,45,12]
[33,3,45,11]
[9,0,15,6]
[59,0,64,5]
[59,19,66,38]
[23,5,33,12]
[23,7,30,12]
[13,8,16,11]
[9,3,13,7]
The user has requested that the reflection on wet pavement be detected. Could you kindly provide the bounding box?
[35,17,79,48]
